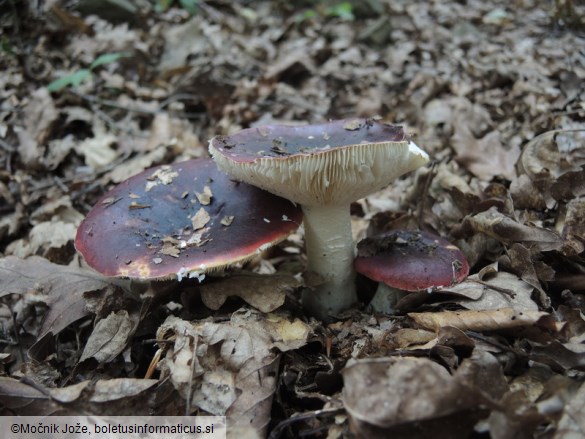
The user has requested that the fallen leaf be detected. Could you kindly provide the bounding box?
[561,198,585,255]
[461,206,564,251]
[408,308,550,332]
[200,273,301,313]
[79,310,138,364]
[555,381,585,438]
[78,132,120,169]
[0,376,158,415]
[342,356,491,438]
[439,271,538,312]
[158,309,310,436]
[451,123,520,181]
[0,256,110,340]
[6,219,78,258]
[16,88,58,167]
[89,378,158,403]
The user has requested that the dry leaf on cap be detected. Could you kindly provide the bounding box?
[191,207,210,230]
[196,185,213,205]
[200,273,302,313]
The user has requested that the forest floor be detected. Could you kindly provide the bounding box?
[1,0,585,438]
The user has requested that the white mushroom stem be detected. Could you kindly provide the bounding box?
[368,284,407,315]
[301,203,357,319]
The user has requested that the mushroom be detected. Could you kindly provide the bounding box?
[209,118,429,318]
[354,230,470,314]
[75,158,302,280]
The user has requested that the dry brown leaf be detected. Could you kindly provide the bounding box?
[554,381,585,438]
[451,123,520,181]
[0,377,73,416]
[158,310,310,436]
[0,376,158,415]
[16,88,58,167]
[391,328,436,349]
[561,198,585,255]
[342,356,491,438]
[461,206,564,251]
[88,378,158,403]
[78,130,120,170]
[509,174,547,210]
[439,271,538,312]
[408,308,549,332]
[0,256,110,336]
[200,273,301,313]
[26,88,58,144]
[79,310,138,364]
[107,147,168,184]
[6,219,78,258]
[46,135,76,170]
[500,243,549,297]
[517,131,560,180]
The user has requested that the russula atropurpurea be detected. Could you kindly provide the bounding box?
[75,158,302,280]
[209,118,429,319]
[355,230,470,314]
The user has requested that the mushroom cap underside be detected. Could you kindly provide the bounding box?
[209,118,429,206]
[75,158,302,279]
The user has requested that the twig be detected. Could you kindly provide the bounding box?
[8,307,25,364]
[268,408,345,439]
[69,90,207,120]
[468,279,516,298]
[0,139,16,152]
[185,336,198,416]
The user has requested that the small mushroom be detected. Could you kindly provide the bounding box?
[75,158,302,280]
[354,230,470,314]
[209,119,429,319]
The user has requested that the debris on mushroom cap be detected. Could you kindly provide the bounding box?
[75,158,303,280]
[354,230,470,292]
[209,118,429,206]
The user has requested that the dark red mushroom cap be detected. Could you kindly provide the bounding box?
[75,158,302,279]
[354,230,469,291]
[210,119,407,162]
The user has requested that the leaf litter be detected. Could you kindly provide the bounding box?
[1,0,585,437]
